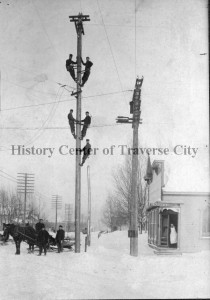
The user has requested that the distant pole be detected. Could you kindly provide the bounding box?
[52,195,62,231]
[65,204,71,231]
[56,197,57,231]
[24,173,27,225]
[69,13,90,253]
[87,165,91,246]
[17,173,35,225]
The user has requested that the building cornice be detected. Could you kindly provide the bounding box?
[162,191,210,197]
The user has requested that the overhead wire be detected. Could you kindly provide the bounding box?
[96,0,128,105]
[23,87,64,147]
[134,0,137,78]
[0,121,175,131]
[0,169,17,180]
[0,89,132,112]
[0,174,17,184]
[0,170,52,203]
[30,0,62,66]
[0,86,63,151]
[1,78,75,97]
[0,61,76,91]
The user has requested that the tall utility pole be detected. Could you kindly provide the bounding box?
[87,165,91,246]
[51,195,62,231]
[17,173,35,225]
[116,77,143,257]
[69,13,90,253]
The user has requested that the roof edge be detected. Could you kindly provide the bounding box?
[163,191,210,197]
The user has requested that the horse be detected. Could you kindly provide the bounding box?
[3,223,37,255]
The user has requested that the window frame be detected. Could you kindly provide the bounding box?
[200,205,210,239]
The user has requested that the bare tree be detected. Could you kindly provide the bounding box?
[0,187,49,226]
[102,153,148,232]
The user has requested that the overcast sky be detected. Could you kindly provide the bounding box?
[0,0,209,223]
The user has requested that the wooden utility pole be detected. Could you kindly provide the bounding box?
[87,165,91,246]
[116,77,143,257]
[129,78,143,256]
[52,195,62,231]
[69,13,90,253]
[17,173,35,225]
[65,204,72,231]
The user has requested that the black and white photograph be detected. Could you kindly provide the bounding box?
[0,0,209,299]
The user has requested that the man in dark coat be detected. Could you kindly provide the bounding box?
[67,109,77,139]
[79,57,93,87]
[37,226,49,256]
[79,111,91,140]
[66,54,77,82]
[56,225,65,253]
[79,139,92,167]
[35,219,45,233]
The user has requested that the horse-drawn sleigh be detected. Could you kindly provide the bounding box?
[2,223,75,255]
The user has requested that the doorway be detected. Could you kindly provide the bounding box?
[160,209,178,248]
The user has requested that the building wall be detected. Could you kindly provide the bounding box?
[150,172,162,204]
[163,193,210,252]
[149,161,164,204]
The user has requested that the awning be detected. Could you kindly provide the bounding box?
[147,201,181,212]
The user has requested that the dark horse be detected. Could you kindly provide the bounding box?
[3,223,37,255]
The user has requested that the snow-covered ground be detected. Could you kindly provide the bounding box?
[0,231,210,299]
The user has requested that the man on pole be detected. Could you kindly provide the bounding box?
[79,139,92,167]
[79,57,93,87]
[66,54,77,82]
[67,109,77,139]
[79,111,91,140]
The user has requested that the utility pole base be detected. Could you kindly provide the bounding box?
[130,237,138,257]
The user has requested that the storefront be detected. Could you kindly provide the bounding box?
[145,158,210,254]
[147,202,181,251]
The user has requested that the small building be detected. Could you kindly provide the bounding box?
[145,158,210,254]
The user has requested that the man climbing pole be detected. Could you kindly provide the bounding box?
[79,111,91,140]
[79,139,92,167]
[79,57,93,87]
[66,54,77,82]
[67,109,77,139]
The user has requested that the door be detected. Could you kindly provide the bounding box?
[160,209,178,248]
[169,213,178,248]
[160,212,169,247]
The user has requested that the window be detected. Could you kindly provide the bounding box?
[202,206,210,237]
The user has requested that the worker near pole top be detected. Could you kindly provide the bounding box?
[79,57,93,87]
[67,109,77,139]
[66,54,77,82]
[79,139,92,167]
[79,111,91,140]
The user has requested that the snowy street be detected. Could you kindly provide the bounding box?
[0,231,210,299]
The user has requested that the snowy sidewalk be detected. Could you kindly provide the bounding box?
[0,231,209,299]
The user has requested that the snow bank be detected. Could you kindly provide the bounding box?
[0,231,209,299]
